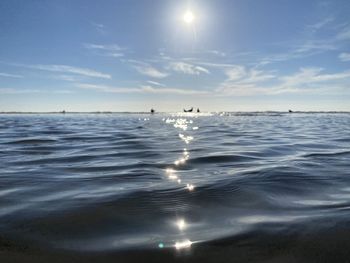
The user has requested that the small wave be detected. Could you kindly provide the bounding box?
[60,135,113,142]
[303,150,350,158]
[188,154,259,164]
[11,154,98,165]
[5,138,57,145]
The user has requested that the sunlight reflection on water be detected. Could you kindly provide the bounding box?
[162,115,201,251]
[175,239,192,250]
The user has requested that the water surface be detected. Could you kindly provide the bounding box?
[1,112,350,262]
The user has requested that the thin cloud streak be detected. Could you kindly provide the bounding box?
[336,26,350,40]
[84,43,125,57]
[0,88,40,94]
[307,16,334,32]
[51,74,83,82]
[168,62,210,75]
[208,50,226,57]
[147,80,165,87]
[77,83,208,95]
[140,85,208,95]
[125,60,168,79]
[135,66,168,78]
[25,64,111,79]
[91,22,107,35]
[0,88,75,95]
[77,83,140,93]
[339,52,350,62]
[0,72,23,78]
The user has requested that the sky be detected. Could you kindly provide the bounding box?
[0,0,350,112]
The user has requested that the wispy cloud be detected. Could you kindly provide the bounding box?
[0,72,23,78]
[51,74,82,82]
[258,40,337,66]
[225,66,275,83]
[339,52,350,62]
[336,26,350,40]
[216,66,350,96]
[91,22,107,34]
[0,87,75,95]
[77,83,140,93]
[23,64,111,79]
[208,50,226,57]
[225,66,246,81]
[84,43,125,58]
[135,65,168,78]
[216,65,276,96]
[273,67,350,95]
[140,85,208,95]
[147,80,165,87]
[280,67,350,86]
[252,17,345,67]
[195,61,238,69]
[168,62,210,75]
[53,90,75,94]
[126,60,168,78]
[0,88,40,94]
[77,83,207,95]
[307,16,334,32]
[293,40,337,53]
[215,84,275,96]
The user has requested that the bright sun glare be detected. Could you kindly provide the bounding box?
[183,10,194,24]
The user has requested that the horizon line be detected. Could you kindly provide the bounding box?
[1,111,350,114]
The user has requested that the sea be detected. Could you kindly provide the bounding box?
[1,112,350,262]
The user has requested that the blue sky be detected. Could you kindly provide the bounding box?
[0,0,350,112]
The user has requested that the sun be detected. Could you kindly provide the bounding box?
[183,10,194,24]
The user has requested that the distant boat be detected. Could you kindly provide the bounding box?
[183,107,193,113]
[289,109,293,113]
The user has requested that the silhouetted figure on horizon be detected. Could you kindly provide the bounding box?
[150,108,155,114]
[183,107,193,113]
[197,108,200,113]
[289,109,293,113]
